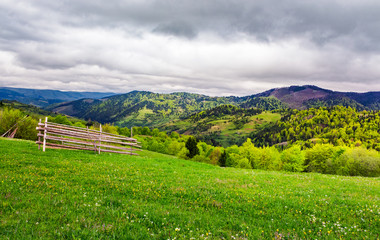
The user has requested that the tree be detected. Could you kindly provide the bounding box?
[219,150,227,167]
[185,137,199,158]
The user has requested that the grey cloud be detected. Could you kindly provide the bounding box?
[1,0,380,96]
[26,0,380,50]
[153,21,197,39]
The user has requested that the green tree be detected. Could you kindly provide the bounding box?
[219,150,227,167]
[281,145,305,172]
[186,137,199,158]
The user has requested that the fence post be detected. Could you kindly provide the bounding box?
[38,119,41,150]
[98,124,102,154]
[42,117,48,152]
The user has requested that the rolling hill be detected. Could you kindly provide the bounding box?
[45,85,380,128]
[0,87,114,107]
[159,104,282,146]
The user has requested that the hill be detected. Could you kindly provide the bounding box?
[159,104,281,146]
[1,138,379,239]
[250,85,380,110]
[0,87,114,107]
[46,86,380,128]
[47,91,239,126]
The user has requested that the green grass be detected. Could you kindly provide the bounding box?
[1,138,379,239]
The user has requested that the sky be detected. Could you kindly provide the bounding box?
[1,0,380,96]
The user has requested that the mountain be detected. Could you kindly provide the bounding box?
[46,85,380,127]
[0,87,114,107]
[246,85,380,110]
[47,91,239,126]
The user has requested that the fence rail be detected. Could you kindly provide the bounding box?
[36,117,141,155]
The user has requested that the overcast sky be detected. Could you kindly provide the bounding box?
[1,0,380,96]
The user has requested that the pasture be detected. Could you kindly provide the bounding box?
[0,138,379,239]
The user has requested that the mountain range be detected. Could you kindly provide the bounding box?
[1,85,380,128]
[0,87,114,107]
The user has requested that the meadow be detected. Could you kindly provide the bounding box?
[0,138,379,239]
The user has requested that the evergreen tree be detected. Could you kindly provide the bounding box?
[219,150,227,167]
[186,137,199,158]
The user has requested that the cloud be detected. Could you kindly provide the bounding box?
[0,0,380,96]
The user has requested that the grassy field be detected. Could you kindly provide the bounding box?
[0,138,379,239]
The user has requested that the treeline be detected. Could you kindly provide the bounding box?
[2,105,380,177]
[251,106,380,150]
[131,126,380,177]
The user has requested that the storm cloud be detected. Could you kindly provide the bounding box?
[1,0,380,96]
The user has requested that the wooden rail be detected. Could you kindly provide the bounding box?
[36,117,141,155]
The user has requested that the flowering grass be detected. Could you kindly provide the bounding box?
[0,138,379,239]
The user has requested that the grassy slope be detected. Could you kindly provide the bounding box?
[162,112,281,146]
[0,138,379,239]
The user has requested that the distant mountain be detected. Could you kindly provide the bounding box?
[46,85,380,127]
[0,87,114,107]
[248,85,380,110]
[47,91,238,126]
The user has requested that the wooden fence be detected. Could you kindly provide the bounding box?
[36,117,141,155]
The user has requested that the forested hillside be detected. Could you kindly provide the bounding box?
[48,91,239,127]
[160,104,280,146]
[251,106,380,150]
[45,86,380,128]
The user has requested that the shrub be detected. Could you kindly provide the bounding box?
[209,147,222,165]
[334,147,380,177]
[192,155,210,163]
[0,108,37,140]
[51,115,72,125]
[101,123,118,135]
[237,158,252,169]
[305,144,335,173]
[281,145,305,172]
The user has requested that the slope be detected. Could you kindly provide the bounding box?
[1,138,379,239]
[159,104,281,146]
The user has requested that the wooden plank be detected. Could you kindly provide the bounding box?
[38,119,41,150]
[36,141,96,151]
[98,124,102,154]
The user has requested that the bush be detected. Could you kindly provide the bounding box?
[334,148,380,177]
[237,158,252,169]
[51,115,72,125]
[251,147,282,171]
[305,144,335,173]
[281,145,305,172]
[192,155,210,163]
[0,108,37,140]
[101,123,118,135]
[209,147,222,165]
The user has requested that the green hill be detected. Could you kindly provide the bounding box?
[1,138,379,239]
[160,104,281,146]
[48,91,239,127]
[45,86,380,130]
